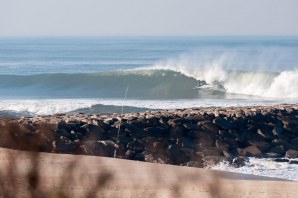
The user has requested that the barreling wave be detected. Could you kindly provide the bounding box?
[0,68,298,99]
[0,70,198,99]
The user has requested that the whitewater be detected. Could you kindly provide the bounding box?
[0,37,298,180]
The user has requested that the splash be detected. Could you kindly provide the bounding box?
[146,49,298,99]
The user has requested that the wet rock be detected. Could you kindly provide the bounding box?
[289,160,298,164]
[290,138,298,148]
[55,128,70,139]
[269,145,286,155]
[271,139,295,150]
[243,146,262,157]
[285,149,298,158]
[184,160,203,168]
[125,149,135,159]
[83,140,116,157]
[202,156,226,167]
[82,124,109,140]
[232,157,246,168]
[213,117,236,130]
[183,123,201,131]
[167,144,191,165]
[248,140,271,152]
[53,136,76,153]
[133,152,145,161]
[169,126,185,138]
[127,141,145,153]
[272,127,284,136]
[202,147,223,157]
[215,139,230,149]
[222,138,238,149]
[144,126,168,137]
[257,128,275,140]
[196,132,215,147]
[180,137,194,149]
[201,122,219,134]
[264,152,283,158]
[274,158,289,163]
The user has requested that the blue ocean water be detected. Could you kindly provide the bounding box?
[0,37,297,115]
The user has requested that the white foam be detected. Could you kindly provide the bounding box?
[0,98,295,116]
[141,50,298,99]
[210,158,298,181]
[0,99,99,116]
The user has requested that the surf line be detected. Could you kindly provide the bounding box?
[113,84,130,158]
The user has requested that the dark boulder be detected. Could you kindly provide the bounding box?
[289,160,298,164]
[144,126,168,137]
[272,127,284,136]
[202,156,226,167]
[274,158,289,163]
[213,117,236,130]
[127,141,145,153]
[290,138,298,148]
[202,147,223,157]
[271,139,295,150]
[82,124,109,140]
[257,128,275,140]
[215,139,230,149]
[53,136,76,153]
[169,127,185,138]
[167,144,191,165]
[83,140,117,157]
[264,152,283,158]
[232,157,247,168]
[184,161,204,168]
[248,140,271,152]
[269,145,286,155]
[183,123,201,131]
[285,149,298,158]
[243,146,262,157]
[201,122,219,134]
[133,152,145,161]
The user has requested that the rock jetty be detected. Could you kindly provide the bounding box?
[0,104,298,168]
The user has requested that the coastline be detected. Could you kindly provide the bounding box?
[1,104,298,174]
[0,147,297,198]
[0,103,298,196]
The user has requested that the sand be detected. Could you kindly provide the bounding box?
[0,147,297,198]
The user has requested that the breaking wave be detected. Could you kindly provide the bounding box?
[0,68,298,99]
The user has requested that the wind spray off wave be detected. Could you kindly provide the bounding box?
[148,48,298,99]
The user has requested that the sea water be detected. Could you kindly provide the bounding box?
[1,37,298,180]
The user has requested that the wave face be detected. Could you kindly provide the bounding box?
[1,68,298,100]
[0,37,298,115]
[0,70,198,99]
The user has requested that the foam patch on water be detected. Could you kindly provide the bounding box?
[210,158,298,181]
[0,99,295,116]
[0,99,100,116]
[0,99,296,116]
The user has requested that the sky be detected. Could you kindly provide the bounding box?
[0,0,297,37]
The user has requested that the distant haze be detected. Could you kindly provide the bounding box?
[0,0,297,37]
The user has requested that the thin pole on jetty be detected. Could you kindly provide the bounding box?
[113,84,129,158]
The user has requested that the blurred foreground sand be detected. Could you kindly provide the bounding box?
[0,148,297,198]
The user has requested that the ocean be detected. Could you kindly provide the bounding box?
[0,36,297,116]
[0,36,298,180]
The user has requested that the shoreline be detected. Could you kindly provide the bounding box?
[1,104,298,176]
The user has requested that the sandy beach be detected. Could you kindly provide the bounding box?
[0,147,297,198]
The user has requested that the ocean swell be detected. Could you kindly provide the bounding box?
[0,68,298,100]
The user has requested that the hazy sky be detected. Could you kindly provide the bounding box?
[0,0,297,36]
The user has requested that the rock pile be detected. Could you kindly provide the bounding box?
[1,104,298,168]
